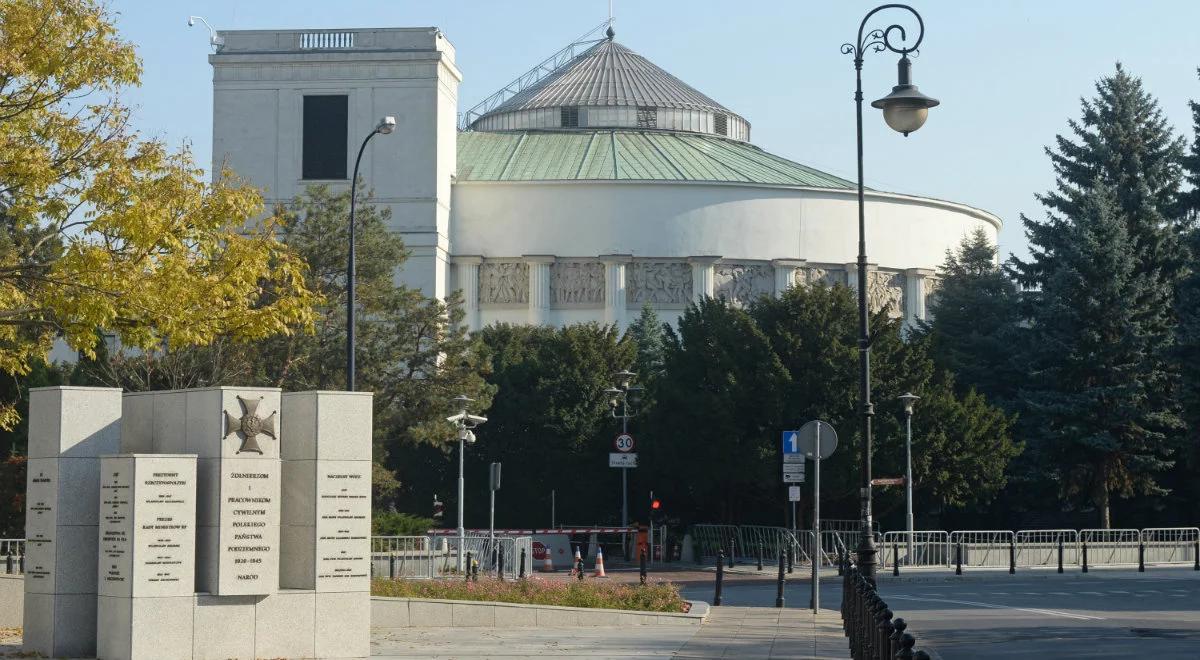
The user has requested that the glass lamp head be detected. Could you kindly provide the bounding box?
[871,56,939,136]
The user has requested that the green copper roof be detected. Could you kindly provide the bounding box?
[456,130,856,189]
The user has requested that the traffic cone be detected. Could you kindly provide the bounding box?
[593,547,608,578]
[540,549,555,572]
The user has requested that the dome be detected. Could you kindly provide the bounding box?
[468,35,750,141]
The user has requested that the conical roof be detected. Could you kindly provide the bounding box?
[485,39,734,116]
[469,34,750,141]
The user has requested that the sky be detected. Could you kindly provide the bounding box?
[111,0,1200,262]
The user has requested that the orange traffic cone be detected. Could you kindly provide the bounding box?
[540,549,555,572]
[593,547,608,577]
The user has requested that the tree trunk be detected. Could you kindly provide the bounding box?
[1098,481,1111,529]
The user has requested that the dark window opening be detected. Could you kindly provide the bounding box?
[302,95,348,179]
[713,113,728,136]
[561,106,579,127]
[636,106,657,128]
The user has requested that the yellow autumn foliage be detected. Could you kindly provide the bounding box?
[0,0,319,425]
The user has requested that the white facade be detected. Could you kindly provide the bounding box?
[208,26,1001,333]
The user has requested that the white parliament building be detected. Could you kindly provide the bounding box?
[209,24,1000,331]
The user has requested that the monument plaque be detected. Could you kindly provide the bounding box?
[314,461,371,591]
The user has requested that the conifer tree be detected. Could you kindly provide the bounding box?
[1014,64,1186,288]
[1019,183,1180,528]
[625,302,667,385]
[919,229,1022,408]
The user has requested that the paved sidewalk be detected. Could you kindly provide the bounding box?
[371,607,848,659]
[674,607,847,659]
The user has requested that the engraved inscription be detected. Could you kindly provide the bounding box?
[315,465,371,590]
[218,460,279,594]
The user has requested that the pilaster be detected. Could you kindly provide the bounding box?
[452,256,483,331]
[688,256,721,302]
[904,268,937,328]
[771,259,806,296]
[600,255,632,329]
[524,255,555,325]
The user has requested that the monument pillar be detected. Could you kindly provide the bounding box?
[96,454,197,660]
[279,390,374,659]
[23,386,122,659]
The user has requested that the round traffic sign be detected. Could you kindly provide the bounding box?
[797,420,838,459]
[614,433,635,452]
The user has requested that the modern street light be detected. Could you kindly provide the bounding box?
[841,4,937,580]
[346,115,397,391]
[447,394,487,572]
[606,370,643,536]
[898,392,920,564]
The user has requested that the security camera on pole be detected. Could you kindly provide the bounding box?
[447,395,488,573]
[605,370,642,554]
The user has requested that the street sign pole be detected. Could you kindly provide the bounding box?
[811,422,820,612]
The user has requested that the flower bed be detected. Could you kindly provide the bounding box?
[371,577,688,613]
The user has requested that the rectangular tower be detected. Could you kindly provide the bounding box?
[209,28,462,299]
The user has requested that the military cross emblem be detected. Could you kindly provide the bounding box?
[224,395,277,455]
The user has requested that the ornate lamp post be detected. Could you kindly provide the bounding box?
[841,4,938,580]
[346,116,396,391]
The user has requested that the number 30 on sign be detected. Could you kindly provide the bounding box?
[614,433,635,452]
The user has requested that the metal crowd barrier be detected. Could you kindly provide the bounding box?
[1141,527,1200,565]
[1014,529,1079,567]
[882,531,950,567]
[841,554,931,660]
[692,524,741,560]
[948,530,1013,568]
[371,534,533,580]
[1,538,23,574]
[1081,528,1140,566]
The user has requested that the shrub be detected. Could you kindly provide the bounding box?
[372,511,434,536]
[371,577,688,613]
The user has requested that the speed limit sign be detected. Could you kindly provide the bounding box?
[614,433,635,452]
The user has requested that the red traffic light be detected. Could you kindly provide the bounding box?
[650,499,661,510]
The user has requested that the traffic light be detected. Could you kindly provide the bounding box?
[432,494,444,522]
[650,499,661,511]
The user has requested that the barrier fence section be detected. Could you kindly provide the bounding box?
[842,555,932,659]
[1,538,22,574]
[739,525,807,564]
[1080,528,1140,566]
[948,530,1013,568]
[1141,527,1200,565]
[692,524,740,560]
[882,531,950,567]
[371,534,533,580]
[1015,529,1079,567]
[372,535,435,579]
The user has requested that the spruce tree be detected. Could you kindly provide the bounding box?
[919,229,1022,408]
[1179,68,1200,222]
[1015,63,1186,288]
[1019,183,1179,528]
[625,302,667,386]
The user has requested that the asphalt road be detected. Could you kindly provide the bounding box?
[678,567,1200,659]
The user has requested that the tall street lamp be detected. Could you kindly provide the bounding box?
[841,5,938,580]
[346,115,397,391]
[898,392,920,563]
[447,394,487,572]
[606,370,643,533]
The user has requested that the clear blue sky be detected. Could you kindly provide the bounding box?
[112,0,1200,262]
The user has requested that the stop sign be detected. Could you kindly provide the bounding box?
[532,541,548,560]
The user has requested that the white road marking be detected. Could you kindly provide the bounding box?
[1108,590,1130,594]
[888,594,1106,621]
[1047,592,1069,596]
[1078,592,1103,596]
